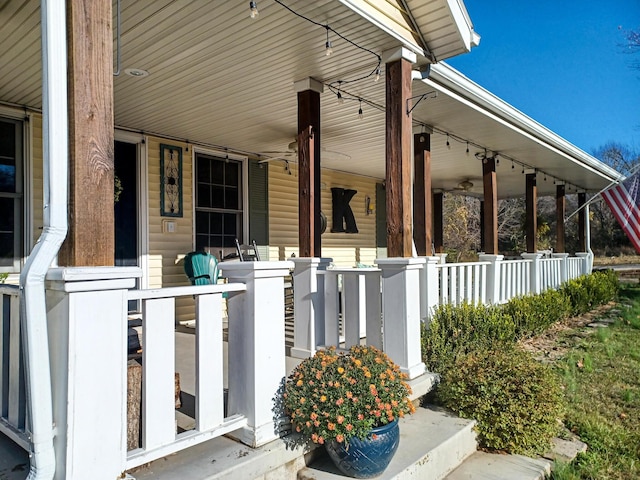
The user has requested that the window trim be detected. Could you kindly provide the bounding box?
[191,147,248,250]
[0,111,26,274]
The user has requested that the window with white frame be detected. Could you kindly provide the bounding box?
[0,117,22,272]
[195,152,243,255]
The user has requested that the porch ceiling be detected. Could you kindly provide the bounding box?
[0,1,620,199]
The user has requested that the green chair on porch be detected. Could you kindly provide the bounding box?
[184,250,220,286]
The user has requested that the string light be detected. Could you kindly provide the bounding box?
[446,134,450,149]
[512,160,515,169]
[466,142,469,156]
[358,99,363,119]
[249,1,259,18]
[374,67,381,82]
[325,26,333,56]
[495,154,500,165]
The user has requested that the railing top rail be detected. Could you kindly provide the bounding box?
[0,284,20,295]
[501,259,532,265]
[435,261,490,268]
[321,267,381,274]
[540,257,562,263]
[126,283,246,301]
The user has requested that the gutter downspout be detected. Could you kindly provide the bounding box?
[19,1,68,478]
[585,204,594,273]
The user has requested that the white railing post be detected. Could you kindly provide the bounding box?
[521,253,543,294]
[290,257,332,358]
[45,266,141,480]
[576,252,590,276]
[478,254,504,304]
[553,253,570,284]
[221,261,293,448]
[375,258,426,380]
[420,256,441,323]
[435,253,448,264]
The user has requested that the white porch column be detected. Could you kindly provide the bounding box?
[375,257,426,379]
[553,253,570,283]
[290,257,332,359]
[221,261,293,447]
[522,252,543,294]
[420,256,441,323]
[45,267,140,480]
[576,252,590,276]
[479,254,504,304]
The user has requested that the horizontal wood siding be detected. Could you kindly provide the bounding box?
[269,162,378,267]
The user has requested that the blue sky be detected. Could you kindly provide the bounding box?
[446,1,640,158]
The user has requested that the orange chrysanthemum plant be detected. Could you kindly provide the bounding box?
[283,345,415,446]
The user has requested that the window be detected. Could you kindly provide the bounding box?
[195,153,243,253]
[0,118,22,272]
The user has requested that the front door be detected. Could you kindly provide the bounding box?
[114,140,139,311]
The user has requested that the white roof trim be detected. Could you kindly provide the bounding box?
[423,62,622,183]
[446,0,481,51]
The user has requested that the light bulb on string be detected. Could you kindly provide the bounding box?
[374,67,380,82]
[496,155,500,165]
[511,160,515,170]
[446,134,450,149]
[358,99,363,119]
[249,1,259,18]
[466,142,469,156]
[337,91,343,104]
[325,27,333,56]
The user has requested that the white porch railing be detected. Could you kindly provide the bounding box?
[124,284,247,470]
[0,285,28,451]
[539,257,563,290]
[567,256,583,280]
[43,262,292,479]
[436,262,488,305]
[498,259,531,303]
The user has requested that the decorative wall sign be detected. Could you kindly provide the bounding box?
[331,187,358,233]
[160,144,183,217]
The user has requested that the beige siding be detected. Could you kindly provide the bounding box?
[146,136,195,321]
[269,162,379,267]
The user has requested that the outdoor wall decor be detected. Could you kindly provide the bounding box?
[331,187,358,233]
[160,144,183,217]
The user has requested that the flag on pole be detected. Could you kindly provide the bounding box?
[602,171,640,253]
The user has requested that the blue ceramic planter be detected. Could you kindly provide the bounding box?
[325,420,400,478]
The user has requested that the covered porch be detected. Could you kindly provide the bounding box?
[0,1,622,479]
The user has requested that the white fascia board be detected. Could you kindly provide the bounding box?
[336,0,424,57]
[425,62,623,183]
[446,0,481,51]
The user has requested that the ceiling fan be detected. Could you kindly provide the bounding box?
[259,139,351,164]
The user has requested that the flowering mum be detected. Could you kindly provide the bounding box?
[284,346,414,445]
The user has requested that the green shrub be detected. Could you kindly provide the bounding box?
[436,348,565,456]
[421,303,515,372]
[503,289,571,339]
[561,270,619,316]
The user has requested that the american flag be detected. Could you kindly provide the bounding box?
[602,172,640,253]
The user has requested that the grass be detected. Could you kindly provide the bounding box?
[551,283,640,480]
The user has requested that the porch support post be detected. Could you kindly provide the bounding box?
[479,254,504,304]
[384,48,416,257]
[482,156,498,254]
[222,261,293,447]
[578,192,586,252]
[479,200,485,252]
[525,170,538,253]
[556,183,566,252]
[295,78,323,258]
[433,191,444,254]
[290,257,332,358]
[522,252,542,294]
[59,0,115,266]
[420,256,441,322]
[375,257,426,379]
[45,267,141,479]
[413,133,432,256]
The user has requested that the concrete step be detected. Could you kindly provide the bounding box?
[444,451,552,480]
[297,406,477,480]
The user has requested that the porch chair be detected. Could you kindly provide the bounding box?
[235,238,261,261]
[183,250,220,285]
